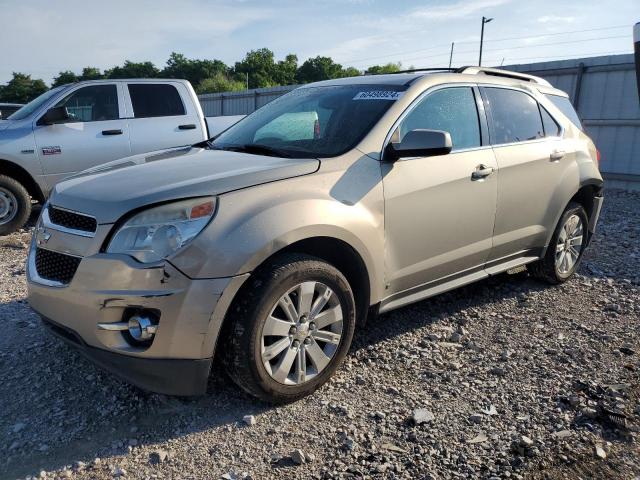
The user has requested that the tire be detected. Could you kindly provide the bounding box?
[530,202,588,284]
[0,175,31,236]
[222,253,356,403]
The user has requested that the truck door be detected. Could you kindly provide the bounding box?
[33,83,131,187]
[124,82,206,154]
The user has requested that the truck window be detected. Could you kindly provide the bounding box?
[54,85,119,122]
[545,94,582,130]
[484,88,544,145]
[540,106,561,137]
[128,84,186,118]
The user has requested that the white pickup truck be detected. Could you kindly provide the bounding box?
[0,79,243,234]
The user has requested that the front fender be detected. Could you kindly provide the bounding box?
[170,155,386,303]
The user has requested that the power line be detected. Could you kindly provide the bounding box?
[455,49,633,65]
[399,34,630,64]
[344,24,629,65]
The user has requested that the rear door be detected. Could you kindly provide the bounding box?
[33,83,131,187]
[124,82,205,154]
[382,86,498,296]
[481,86,569,263]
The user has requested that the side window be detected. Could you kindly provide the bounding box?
[399,87,481,151]
[545,94,582,130]
[540,106,561,137]
[484,88,543,145]
[128,84,186,118]
[54,85,119,122]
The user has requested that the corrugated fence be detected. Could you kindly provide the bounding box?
[199,54,640,184]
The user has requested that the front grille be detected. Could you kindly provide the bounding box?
[48,206,97,233]
[34,248,82,285]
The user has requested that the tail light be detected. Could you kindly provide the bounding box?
[596,149,601,170]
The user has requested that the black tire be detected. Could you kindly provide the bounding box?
[530,202,588,284]
[222,253,356,403]
[0,175,31,236]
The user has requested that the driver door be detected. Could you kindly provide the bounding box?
[382,86,498,297]
[33,83,131,188]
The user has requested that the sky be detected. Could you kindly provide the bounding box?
[0,0,637,85]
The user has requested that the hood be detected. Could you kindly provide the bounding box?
[0,120,12,131]
[51,146,320,224]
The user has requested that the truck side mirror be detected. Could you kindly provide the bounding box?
[39,106,71,126]
[385,129,453,161]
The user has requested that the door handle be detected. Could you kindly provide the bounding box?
[471,164,494,180]
[102,129,123,136]
[178,124,197,130]
[550,150,565,162]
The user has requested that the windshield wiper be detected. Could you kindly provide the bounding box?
[209,142,292,158]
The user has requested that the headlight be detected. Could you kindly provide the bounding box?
[107,197,216,263]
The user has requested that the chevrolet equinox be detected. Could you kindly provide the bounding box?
[27,67,603,403]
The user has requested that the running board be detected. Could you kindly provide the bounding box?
[506,265,527,275]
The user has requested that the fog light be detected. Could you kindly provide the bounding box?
[128,314,158,341]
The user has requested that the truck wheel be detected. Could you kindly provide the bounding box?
[530,202,588,284]
[0,175,31,236]
[223,253,356,403]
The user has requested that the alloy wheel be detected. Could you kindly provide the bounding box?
[260,281,344,385]
[555,213,584,275]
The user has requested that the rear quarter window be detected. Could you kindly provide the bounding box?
[545,94,582,130]
[128,84,186,118]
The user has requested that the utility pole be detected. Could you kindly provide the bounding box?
[479,16,493,66]
[246,72,249,90]
[449,42,455,68]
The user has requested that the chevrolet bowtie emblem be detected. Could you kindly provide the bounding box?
[36,227,51,246]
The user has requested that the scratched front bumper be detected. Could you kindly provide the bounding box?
[27,252,230,360]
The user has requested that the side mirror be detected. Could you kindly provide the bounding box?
[385,129,452,161]
[39,106,71,125]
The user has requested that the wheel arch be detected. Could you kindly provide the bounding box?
[0,159,45,203]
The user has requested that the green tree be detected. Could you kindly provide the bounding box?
[79,67,104,81]
[106,61,159,79]
[273,54,298,85]
[365,62,401,75]
[196,73,245,94]
[161,52,229,86]
[296,56,344,83]
[52,70,79,87]
[234,48,278,89]
[0,72,48,103]
[341,66,362,78]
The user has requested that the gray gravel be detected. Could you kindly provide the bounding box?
[1,189,639,480]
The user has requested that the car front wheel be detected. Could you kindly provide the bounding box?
[223,253,356,403]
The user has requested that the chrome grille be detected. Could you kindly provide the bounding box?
[48,206,97,234]
[34,248,81,285]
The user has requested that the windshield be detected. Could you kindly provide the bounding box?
[211,84,407,158]
[7,86,66,121]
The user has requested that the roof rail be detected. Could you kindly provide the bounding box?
[456,66,552,86]
[366,67,457,76]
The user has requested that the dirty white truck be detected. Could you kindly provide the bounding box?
[0,79,242,234]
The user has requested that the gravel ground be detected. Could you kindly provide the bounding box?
[1,189,638,480]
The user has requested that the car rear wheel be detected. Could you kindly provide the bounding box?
[0,175,31,236]
[223,253,356,403]
[530,202,588,284]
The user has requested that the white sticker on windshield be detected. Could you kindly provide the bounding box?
[353,91,403,101]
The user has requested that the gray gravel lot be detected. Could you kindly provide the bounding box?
[1,189,639,480]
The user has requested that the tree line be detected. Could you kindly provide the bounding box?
[0,49,403,104]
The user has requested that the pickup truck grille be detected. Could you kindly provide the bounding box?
[34,248,82,285]
[48,206,97,234]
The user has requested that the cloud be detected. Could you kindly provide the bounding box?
[0,0,272,82]
[537,15,576,23]
[410,0,513,20]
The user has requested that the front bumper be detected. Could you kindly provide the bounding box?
[41,316,212,396]
[27,241,247,396]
